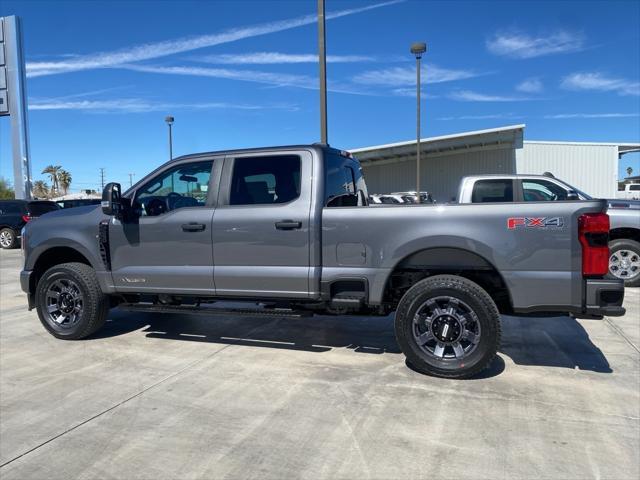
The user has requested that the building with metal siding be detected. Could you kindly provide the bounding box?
[351,125,639,202]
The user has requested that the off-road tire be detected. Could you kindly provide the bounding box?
[607,239,640,288]
[395,274,501,379]
[0,228,17,249]
[36,262,109,339]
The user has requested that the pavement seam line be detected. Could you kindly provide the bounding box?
[0,319,275,469]
[603,316,640,354]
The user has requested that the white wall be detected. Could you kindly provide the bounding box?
[362,145,515,202]
[520,142,618,198]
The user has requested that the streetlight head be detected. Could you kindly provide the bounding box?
[165,115,174,125]
[410,42,427,57]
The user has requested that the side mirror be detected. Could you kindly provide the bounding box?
[357,190,368,206]
[567,191,579,201]
[102,182,122,217]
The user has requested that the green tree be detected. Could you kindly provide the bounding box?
[58,170,72,194]
[42,165,62,195]
[0,177,15,199]
[32,180,49,199]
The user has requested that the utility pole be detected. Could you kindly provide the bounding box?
[99,168,105,190]
[411,42,427,203]
[128,173,135,188]
[318,0,328,145]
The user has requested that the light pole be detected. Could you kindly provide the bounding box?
[318,0,328,144]
[411,42,426,203]
[165,115,174,161]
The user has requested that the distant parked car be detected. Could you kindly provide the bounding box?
[617,183,640,200]
[0,200,60,249]
[56,199,101,209]
[391,191,435,204]
[369,194,404,204]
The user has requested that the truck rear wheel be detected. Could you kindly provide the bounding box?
[608,239,640,288]
[35,262,109,339]
[395,275,501,379]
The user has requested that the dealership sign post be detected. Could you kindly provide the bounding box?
[1,16,32,200]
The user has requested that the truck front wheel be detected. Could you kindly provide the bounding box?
[395,275,501,379]
[35,262,109,339]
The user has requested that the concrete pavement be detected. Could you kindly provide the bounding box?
[1,248,638,479]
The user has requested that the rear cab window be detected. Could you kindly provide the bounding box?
[324,151,368,207]
[27,202,60,216]
[471,179,514,203]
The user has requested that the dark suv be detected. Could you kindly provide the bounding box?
[0,200,60,249]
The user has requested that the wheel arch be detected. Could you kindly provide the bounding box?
[30,245,94,295]
[382,247,514,314]
[610,227,640,243]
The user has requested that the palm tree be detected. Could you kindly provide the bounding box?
[58,170,72,195]
[42,165,62,194]
[627,166,634,178]
[32,180,49,199]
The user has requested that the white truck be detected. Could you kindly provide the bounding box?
[458,174,640,287]
[617,183,640,200]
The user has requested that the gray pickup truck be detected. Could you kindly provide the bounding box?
[20,145,625,378]
[458,174,640,287]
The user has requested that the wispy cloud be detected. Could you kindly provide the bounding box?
[26,0,403,78]
[516,77,543,93]
[29,97,298,113]
[561,72,640,96]
[193,52,375,65]
[389,88,439,98]
[543,112,640,119]
[353,64,480,86]
[121,64,373,95]
[486,29,584,59]
[437,113,524,120]
[449,90,532,102]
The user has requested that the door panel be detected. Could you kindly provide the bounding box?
[110,208,215,293]
[109,159,217,294]
[212,151,312,298]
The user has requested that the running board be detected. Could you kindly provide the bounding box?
[118,303,312,318]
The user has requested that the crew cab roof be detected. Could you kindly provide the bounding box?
[167,144,345,164]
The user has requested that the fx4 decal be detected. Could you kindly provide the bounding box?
[507,217,564,229]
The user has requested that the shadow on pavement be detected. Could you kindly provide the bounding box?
[94,308,611,376]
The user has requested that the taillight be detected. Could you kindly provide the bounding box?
[578,212,610,277]
[21,214,32,222]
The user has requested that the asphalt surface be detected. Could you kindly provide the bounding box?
[0,248,638,480]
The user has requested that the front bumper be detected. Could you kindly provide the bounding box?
[583,278,625,317]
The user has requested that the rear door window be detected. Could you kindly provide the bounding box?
[0,203,24,215]
[522,179,568,201]
[229,155,301,205]
[471,180,514,203]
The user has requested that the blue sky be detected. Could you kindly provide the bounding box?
[1,0,639,192]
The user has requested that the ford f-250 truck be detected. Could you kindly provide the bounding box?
[20,145,625,378]
[457,174,640,287]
